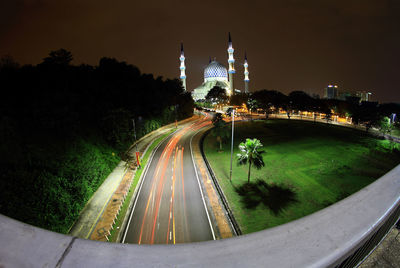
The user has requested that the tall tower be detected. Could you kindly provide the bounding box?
[227,32,235,95]
[179,43,187,91]
[244,52,249,93]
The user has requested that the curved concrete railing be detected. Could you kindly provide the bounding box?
[1,163,399,267]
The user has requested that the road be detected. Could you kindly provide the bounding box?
[68,119,188,240]
[122,115,215,244]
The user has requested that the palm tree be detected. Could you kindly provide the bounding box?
[237,138,265,183]
[212,113,229,151]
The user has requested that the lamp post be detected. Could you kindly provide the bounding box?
[174,104,178,129]
[229,108,235,181]
[132,119,140,168]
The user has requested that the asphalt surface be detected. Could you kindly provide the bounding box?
[122,116,215,244]
[68,121,180,239]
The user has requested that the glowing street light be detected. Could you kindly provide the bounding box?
[230,108,235,181]
[132,119,141,169]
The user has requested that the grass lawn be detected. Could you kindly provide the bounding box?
[391,126,400,138]
[203,119,400,234]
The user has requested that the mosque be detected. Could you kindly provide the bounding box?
[179,33,250,101]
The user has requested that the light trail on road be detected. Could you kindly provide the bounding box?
[123,115,214,244]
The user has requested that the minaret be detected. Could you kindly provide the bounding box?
[227,32,235,95]
[244,52,249,93]
[179,43,187,91]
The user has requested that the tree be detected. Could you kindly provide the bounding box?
[41,48,73,66]
[230,92,249,106]
[205,86,228,105]
[351,102,379,132]
[0,55,19,71]
[237,138,265,183]
[251,89,288,117]
[176,92,195,119]
[100,108,133,149]
[251,89,288,113]
[212,113,229,151]
[288,91,314,113]
[379,116,393,137]
[247,98,257,115]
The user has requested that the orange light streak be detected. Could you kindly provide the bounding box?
[181,147,186,211]
[138,137,173,244]
[137,118,210,244]
[166,146,178,244]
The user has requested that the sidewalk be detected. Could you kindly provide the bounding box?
[68,162,128,239]
[68,116,199,240]
[359,227,400,268]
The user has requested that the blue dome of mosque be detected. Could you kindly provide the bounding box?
[204,60,228,80]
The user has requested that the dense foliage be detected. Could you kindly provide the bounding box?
[0,50,194,233]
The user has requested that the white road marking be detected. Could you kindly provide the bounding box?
[170,231,172,240]
[170,212,172,219]
[121,130,176,243]
[189,128,216,240]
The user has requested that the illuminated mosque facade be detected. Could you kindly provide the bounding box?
[179,33,250,101]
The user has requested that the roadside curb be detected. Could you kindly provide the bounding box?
[127,116,197,155]
[88,168,135,241]
[115,137,159,243]
[199,127,242,236]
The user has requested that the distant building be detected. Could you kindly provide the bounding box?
[356,91,372,102]
[191,60,230,101]
[180,33,250,101]
[243,52,249,93]
[337,91,352,101]
[179,43,186,92]
[324,85,339,99]
[190,33,245,101]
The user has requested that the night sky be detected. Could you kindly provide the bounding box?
[1,0,400,103]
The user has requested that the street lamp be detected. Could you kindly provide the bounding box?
[229,108,235,181]
[174,104,178,129]
[132,119,140,169]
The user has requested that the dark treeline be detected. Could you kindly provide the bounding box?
[0,49,194,233]
[229,89,400,129]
